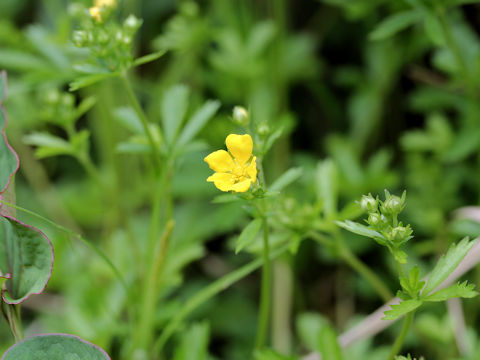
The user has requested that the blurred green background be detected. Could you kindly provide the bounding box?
[2,0,480,359]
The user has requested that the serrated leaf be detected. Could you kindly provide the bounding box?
[317,322,344,360]
[0,71,19,195]
[335,220,385,240]
[2,334,110,359]
[369,10,422,41]
[176,100,221,148]
[422,237,475,296]
[269,167,302,192]
[161,84,190,145]
[424,281,478,302]
[400,266,424,297]
[0,215,54,304]
[235,218,262,254]
[383,299,422,321]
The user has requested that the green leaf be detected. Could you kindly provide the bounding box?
[400,266,425,297]
[176,100,221,148]
[212,193,240,204]
[369,10,422,41]
[383,299,423,321]
[113,106,144,135]
[424,13,445,46]
[0,72,19,194]
[316,159,338,218]
[133,49,167,67]
[173,322,210,360]
[296,313,328,352]
[254,349,298,360]
[269,167,302,192]
[335,220,385,241]
[73,96,97,121]
[69,73,117,92]
[161,84,190,145]
[317,322,344,360]
[0,215,53,304]
[23,132,73,159]
[424,281,478,302]
[422,237,475,296]
[236,218,263,254]
[2,334,110,359]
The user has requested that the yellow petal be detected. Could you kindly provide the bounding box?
[226,134,253,165]
[204,150,234,173]
[207,173,235,192]
[246,156,257,182]
[231,178,252,193]
[89,6,101,21]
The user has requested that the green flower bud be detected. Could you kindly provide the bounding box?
[381,192,406,216]
[367,213,382,226]
[45,89,60,104]
[257,123,270,136]
[233,106,249,126]
[389,225,412,243]
[124,14,141,32]
[359,194,377,213]
[73,30,88,47]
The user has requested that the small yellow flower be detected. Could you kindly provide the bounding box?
[89,6,102,21]
[95,0,116,7]
[204,134,257,193]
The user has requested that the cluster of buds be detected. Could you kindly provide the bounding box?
[360,190,412,246]
[70,1,142,72]
[39,89,76,128]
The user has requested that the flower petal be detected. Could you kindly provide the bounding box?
[207,172,235,192]
[231,178,252,193]
[246,156,257,182]
[204,150,234,173]
[226,134,253,165]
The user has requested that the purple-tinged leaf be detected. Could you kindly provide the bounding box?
[0,71,19,195]
[1,333,111,359]
[0,215,54,304]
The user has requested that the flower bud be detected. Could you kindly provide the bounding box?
[233,106,249,126]
[45,89,60,105]
[389,225,412,243]
[359,194,377,213]
[381,192,406,216]
[367,213,382,226]
[73,30,88,47]
[257,123,270,136]
[124,15,142,32]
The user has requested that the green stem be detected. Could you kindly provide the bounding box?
[129,166,173,357]
[309,231,392,302]
[154,243,290,353]
[255,216,271,350]
[339,243,393,302]
[1,303,23,342]
[387,311,415,360]
[120,73,162,170]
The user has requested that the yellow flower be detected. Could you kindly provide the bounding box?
[95,0,116,7]
[89,6,102,21]
[204,134,257,193]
